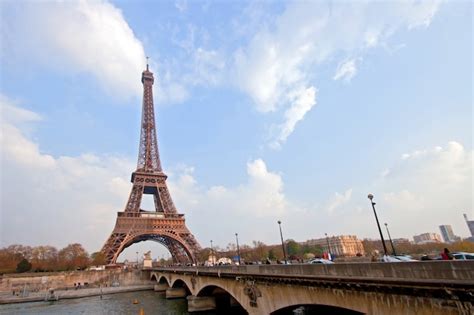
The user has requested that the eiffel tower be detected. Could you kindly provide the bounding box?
[101,63,201,264]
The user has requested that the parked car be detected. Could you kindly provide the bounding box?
[381,255,416,262]
[308,258,334,264]
[394,255,417,262]
[452,252,474,260]
[381,255,401,262]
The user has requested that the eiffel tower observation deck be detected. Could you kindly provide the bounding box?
[101,63,201,264]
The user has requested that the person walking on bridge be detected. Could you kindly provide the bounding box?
[441,248,453,260]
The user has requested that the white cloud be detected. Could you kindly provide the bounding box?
[376,141,472,238]
[333,59,357,82]
[169,159,287,219]
[163,158,295,245]
[326,189,353,213]
[0,96,292,249]
[154,78,190,105]
[270,86,317,149]
[2,96,471,249]
[190,48,226,86]
[0,95,42,125]
[0,96,133,249]
[168,157,437,246]
[1,0,146,100]
[154,31,226,104]
[175,0,188,13]
[280,141,472,242]
[232,0,441,147]
[1,0,442,146]
[332,141,472,240]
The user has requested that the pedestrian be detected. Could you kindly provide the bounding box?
[440,248,453,260]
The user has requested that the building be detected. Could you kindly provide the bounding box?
[464,214,474,237]
[304,235,365,257]
[439,225,461,243]
[413,233,442,244]
[392,238,411,246]
[439,225,455,243]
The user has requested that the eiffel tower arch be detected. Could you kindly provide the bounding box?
[101,64,201,264]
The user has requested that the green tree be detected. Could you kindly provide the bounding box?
[16,258,32,273]
[286,239,300,257]
[268,249,276,260]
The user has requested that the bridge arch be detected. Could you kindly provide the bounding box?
[194,280,249,309]
[150,272,171,286]
[196,284,247,314]
[168,277,192,293]
[170,277,192,294]
[157,275,170,286]
[196,284,240,300]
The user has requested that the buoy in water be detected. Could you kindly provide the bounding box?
[133,299,139,304]
[139,308,145,315]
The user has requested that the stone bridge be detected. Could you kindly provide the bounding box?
[148,261,473,315]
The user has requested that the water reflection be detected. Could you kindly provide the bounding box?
[0,291,199,315]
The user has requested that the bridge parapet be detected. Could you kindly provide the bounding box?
[153,260,474,280]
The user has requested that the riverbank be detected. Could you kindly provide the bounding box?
[0,284,154,304]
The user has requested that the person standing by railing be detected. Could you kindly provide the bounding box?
[440,248,453,260]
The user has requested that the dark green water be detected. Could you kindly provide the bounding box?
[0,291,203,315]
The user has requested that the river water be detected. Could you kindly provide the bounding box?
[0,291,210,315]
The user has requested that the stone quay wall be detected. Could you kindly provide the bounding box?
[0,269,151,293]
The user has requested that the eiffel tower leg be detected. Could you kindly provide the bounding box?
[101,232,127,264]
[167,241,190,264]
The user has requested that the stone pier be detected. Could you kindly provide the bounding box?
[153,283,168,292]
[187,295,216,312]
[165,287,187,299]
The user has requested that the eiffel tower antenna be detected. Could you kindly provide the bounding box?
[101,65,201,264]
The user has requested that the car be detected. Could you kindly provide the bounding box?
[394,255,417,262]
[308,258,334,264]
[381,255,416,262]
[381,255,401,262]
[451,252,474,260]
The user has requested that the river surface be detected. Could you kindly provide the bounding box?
[0,291,213,315]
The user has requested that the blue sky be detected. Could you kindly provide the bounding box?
[0,0,472,260]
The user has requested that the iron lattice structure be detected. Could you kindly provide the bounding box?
[101,65,201,264]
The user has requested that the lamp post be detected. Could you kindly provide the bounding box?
[385,223,397,256]
[325,233,332,260]
[277,220,288,264]
[367,194,388,256]
[209,240,215,265]
[235,233,241,265]
[136,251,139,267]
